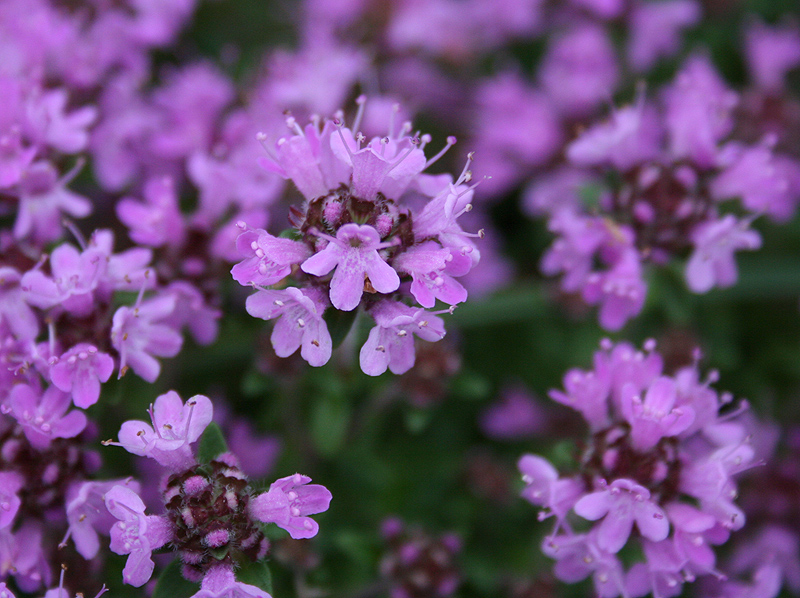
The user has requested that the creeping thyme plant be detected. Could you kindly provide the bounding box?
[1,1,800,598]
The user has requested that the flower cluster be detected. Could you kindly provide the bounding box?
[104,391,332,590]
[518,340,756,597]
[532,50,800,330]
[379,518,462,598]
[232,101,482,374]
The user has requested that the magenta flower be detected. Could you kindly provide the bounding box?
[191,563,271,598]
[249,473,332,539]
[301,223,400,311]
[0,472,23,529]
[745,19,800,91]
[231,225,310,287]
[105,485,173,587]
[663,55,738,168]
[627,0,701,72]
[116,391,213,470]
[359,301,446,376]
[64,479,141,559]
[518,455,583,523]
[50,344,115,408]
[685,215,762,293]
[161,281,221,346]
[111,294,183,382]
[542,532,626,598]
[0,267,39,340]
[582,249,647,331]
[245,287,331,367]
[116,176,186,248]
[6,384,87,449]
[13,161,91,244]
[619,377,695,451]
[21,243,105,317]
[549,365,612,431]
[393,242,468,308]
[574,479,670,554]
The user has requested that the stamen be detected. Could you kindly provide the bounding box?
[335,122,354,160]
[425,136,457,168]
[285,115,304,137]
[62,219,88,251]
[353,95,367,134]
[454,151,475,186]
[256,132,280,162]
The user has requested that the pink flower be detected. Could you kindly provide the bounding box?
[574,479,669,554]
[359,301,446,376]
[50,344,115,408]
[105,485,173,587]
[116,391,212,470]
[245,287,331,367]
[301,224,400,311]
[249,473,332,539]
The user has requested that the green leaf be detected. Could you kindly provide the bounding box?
[236,560,273,595]
[404,407,432,434]
[278,228,302,241]
[310,393,351,456]
[197,421,228,463]
[152,559,198,598]
[324,308,358,349]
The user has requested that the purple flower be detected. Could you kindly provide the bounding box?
[111,294,183,382]
[548,366,611,431]
[711,142,796,220]
[541,210,608,292]
[64,479,141,559]
[13,161,91,244]
[582,249,647,331]
[470,72,563,195]
[539,23,619,118]
[745,19,800,91]
[161,281,221,346]
[0,521,50,591]
[245,287,331,367]
[301,224,400,311]
[480,386,548,440]
[518,455,583,523]
[0,128,36,188]
[663,55,738,168]
[619,377,695,450]
[574,479,669,553]
[542,532,626,598]
[50,344,115,408]
[393,242,468,308]
[0,583,16,598]
[116,391,213,470]
[625,539,687,598]
[116,176,186,247]
[566,97,661,172]
[627,0,701,72]
[249,473,332,539]
[359,301,446,376]
[0,472,23,529]
[24,88,97,154]
[231,225,310,287]
[5,384,87,449]
[191,563,271,598]
[685,215,761,293]
[105,484,173,587]
[21,244,105,317]
[0,267,39,340]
